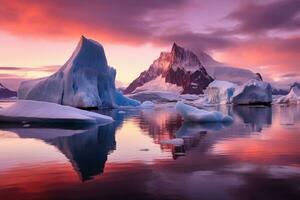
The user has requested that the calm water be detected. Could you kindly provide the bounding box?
[1,102,300,200]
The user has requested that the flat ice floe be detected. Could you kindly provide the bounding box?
[127,90,180,103]
[0,100,113,125]
[175,101,233,123]
[140,101,155,108]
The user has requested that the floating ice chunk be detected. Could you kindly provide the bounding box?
[0,100,113,125]
[140,101,155,108]
[232,79,272,105]
[160,138,184,146]
[175,101,233,123]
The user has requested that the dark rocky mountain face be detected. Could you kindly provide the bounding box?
[124,43,213,94]
[124,52,171,94]
[0,83,17,98]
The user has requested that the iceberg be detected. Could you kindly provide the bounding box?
[18,36,140,108]
[0,100,113,125]
[276,86,300,104]
[140,101,155,108]
[175,101,233,122]
[232,79,272,105]
[205,80,237,104]
[114,90,141,107]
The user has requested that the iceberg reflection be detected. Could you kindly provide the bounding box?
[47,125,116,181]
[234,106,272,132]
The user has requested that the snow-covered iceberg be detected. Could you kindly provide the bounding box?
[276,86,300,104]
[0,100,113,125]
[175,101,233,122]
[18,36,140,108]
[205,80,237,104]
[232,79,272,105]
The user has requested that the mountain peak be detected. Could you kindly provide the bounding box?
[124,43,213,94]
[171,42,179,49]
[171,42,184,55]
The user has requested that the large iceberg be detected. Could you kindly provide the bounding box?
[205,80,237,104]
[18,36,140,108]
[276,86,300,104]
[231,79,272,105]
[0,100,113,125]
[175,101,233,122]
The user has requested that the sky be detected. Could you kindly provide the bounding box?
[0,0,299,90]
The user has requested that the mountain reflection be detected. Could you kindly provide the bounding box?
[136,108,182,145]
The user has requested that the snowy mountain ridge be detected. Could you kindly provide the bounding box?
[124,43,213,94]
[125,43,262,95]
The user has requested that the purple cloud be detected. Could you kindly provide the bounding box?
[227,0,300,34]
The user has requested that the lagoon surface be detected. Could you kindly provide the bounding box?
[1,102,300,200]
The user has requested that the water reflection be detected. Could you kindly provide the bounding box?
[1,104,300,200]
[234,105,272,132]
[0,124,116,181]
[278,105,300,126]
[176,122,232,138]
[47,125,116,181]
[137,108,182,145]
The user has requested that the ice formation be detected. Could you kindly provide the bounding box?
[18,36,140,108]
[205,80,237,104]
[232,79,272,105]
[175,101,233,122]
[0,100,113,124]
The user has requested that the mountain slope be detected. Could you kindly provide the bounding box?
[197,51,262,85]
[124,43,213,94]
[0,83,17,98]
